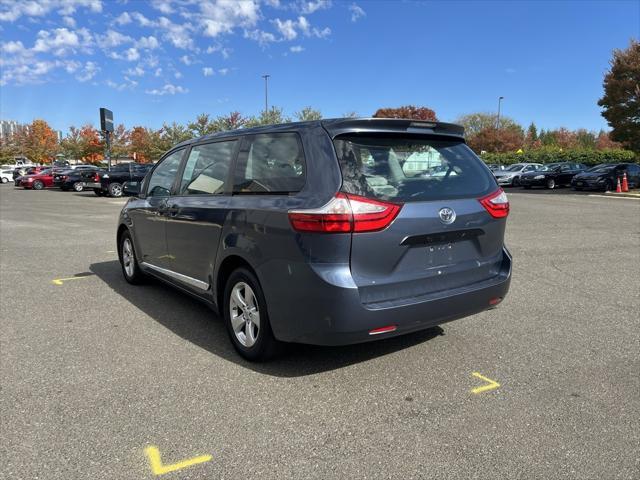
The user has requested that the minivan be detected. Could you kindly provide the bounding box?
[117,118,512,361]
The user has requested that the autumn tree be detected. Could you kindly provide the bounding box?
[215,112,247,131]
[60,126,83,161]
[596,130,622,149]
[129,126,154,163]
[110,124,131,160]
[575,129,597,149]
[455,112,522,138]
[466,127,525,154]
[373,105,437,121]
[598,39,640,152]
[78,125,103,163]
[295,106,322,121]
[25,119,58,163]
[188,114,219,137]
[245,107,290,127]
[525,122,539,147]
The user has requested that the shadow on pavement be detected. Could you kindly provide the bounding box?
[90,260,444,377]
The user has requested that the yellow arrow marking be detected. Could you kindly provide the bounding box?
[471,372,501,394]
[144,446,212,476]
[51,274,95,286]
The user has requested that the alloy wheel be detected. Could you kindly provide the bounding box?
[229,282,260,348]
[122,238,135,278]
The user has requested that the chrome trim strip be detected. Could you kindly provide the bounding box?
[141,262,210,291]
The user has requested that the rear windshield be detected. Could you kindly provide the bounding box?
[333,135,496,202]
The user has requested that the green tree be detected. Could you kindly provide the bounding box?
[188,114,219,137]
[294,106,322,121]
[245,107,290,127]
[575,129,597,149]
[455,112,522,137]
[598,39,640,152]
[214,112,247,131]
[60,126,83,161]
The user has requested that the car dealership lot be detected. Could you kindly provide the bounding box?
[1,187,639,479]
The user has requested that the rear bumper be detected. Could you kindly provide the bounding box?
[571,179,605,190]
[496,177,515,186]
[260,247,512,346]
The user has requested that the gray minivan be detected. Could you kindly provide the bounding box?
[117,118,512,360]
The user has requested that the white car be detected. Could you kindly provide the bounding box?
[1,169,14,184]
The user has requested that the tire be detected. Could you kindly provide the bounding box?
[118,230,145,285]
[512,176,520,187]
[546,178,556,189]
[73,182,84,192]
[109,182,123,197]
[33,180,44,190]
[94,188,104,196]
[223,267,280,361]
[1,177,7,184]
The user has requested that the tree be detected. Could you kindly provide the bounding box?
[295,106,322,121]
[188,113,218,137]
[245,106,290,127]
[78,125,103,163]
[25,119,58,163]
[110,124,131,160]
[596,130,622,150]
[60,126,83,161]
[455,112,521,138]
[373,105,437,121]
[215,111,247,131]
[598,39,640,152]
[342,111,358,118]
[466,126,524,153]
[129,126,153,163]
[575,129,597,150]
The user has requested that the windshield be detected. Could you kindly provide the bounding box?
[333,135,496,202]
[506,164,525,172]
[587,165,615,173]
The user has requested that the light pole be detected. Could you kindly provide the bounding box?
[261,74,270,114]
[496,96,504,129]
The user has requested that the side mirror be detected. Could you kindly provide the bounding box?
[122,181,141,196]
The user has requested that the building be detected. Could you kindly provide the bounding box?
[0,120,28,140]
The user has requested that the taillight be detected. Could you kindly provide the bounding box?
[479,188,509,218]
[288,193,402,233]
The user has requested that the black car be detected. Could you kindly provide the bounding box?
[519,162,587,189]
[54,168,104,191]
[571,163,640,191]
[84,163,153,197]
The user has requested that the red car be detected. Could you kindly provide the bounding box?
[20,169,54,190]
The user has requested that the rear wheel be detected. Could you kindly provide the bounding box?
[119,231,145,285]
[512,176,520,187]
[73,182,84,192]
[223,268,279,361]
[109,182,123,197]
[546,178,556,189]
[33,180,44,190]
[1,177,7,184]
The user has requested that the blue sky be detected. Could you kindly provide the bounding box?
[0,0,638,134]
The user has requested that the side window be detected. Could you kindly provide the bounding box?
[179,140,236,195]
[146,149,184,197]
[233,133,306,193]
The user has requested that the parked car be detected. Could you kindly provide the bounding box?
[20,168,54,190]
[493,163,543,187]
[1,169,13,183]
[14,166,47,185]
[54,168,104,191]
[116,118,512,361]
[84,163,152,197]
[519,162,588,189]
[487,163,507,172]
[571,163,640,191]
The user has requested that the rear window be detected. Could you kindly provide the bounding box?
[333,135,496,202]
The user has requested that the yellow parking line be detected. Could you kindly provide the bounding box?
[144,446,212,476]
[471,372,501,394]
[51,274,95,286]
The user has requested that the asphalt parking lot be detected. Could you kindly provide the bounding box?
[1,186,639,479]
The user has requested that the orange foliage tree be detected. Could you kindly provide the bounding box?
[25,119,58,163]
[79,125,104,163]
[373,105,437,121]
[467,127,525,153]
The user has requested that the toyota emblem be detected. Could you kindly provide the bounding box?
[439,207,456,224]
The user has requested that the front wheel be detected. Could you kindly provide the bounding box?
[223,268,280,361]
[33,180,44,190]
[1,177,7,184]
[546,178,556,189]
[109,182,123,197]
[73,182,84,192]
[119,231,145,285]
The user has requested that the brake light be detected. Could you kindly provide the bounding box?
[288,193,402,233]
[479,188,509,218]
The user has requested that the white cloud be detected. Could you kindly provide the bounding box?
[3,40,27,54]
[174,71,183,79]
[244,29,276,46]
[106,76,138,91]
[125,65,145,77]
[203,67,214,76]
[115,11,132,25]
[199,0,260,37]
[124,47,140,61]
[349,3,365,22]
[299,0,331,14]
[136,36,160,49]
[62,15,76,27]
[290,45,304,53]
[157,16,194,49]
[96,29,132,48]
[151,0,173,14]
[145,83,188,96]
[274,18,297,40]
[179,55,193,65]
[218,67,229,75]
[33,27,88,56]
[131,12,155,27]
[0,0,102,22]
[76,61,99,81]
[154,67,162,77]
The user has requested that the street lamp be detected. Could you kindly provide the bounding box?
[496,96,504,129]
[261,74,270,114]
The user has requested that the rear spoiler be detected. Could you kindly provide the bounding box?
[321,118,465,139]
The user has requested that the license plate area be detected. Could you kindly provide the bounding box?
[426,243,454,267]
